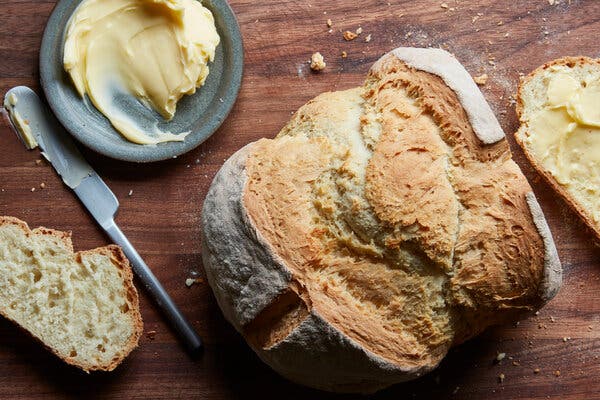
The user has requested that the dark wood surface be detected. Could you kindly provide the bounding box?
[1,0,600,398]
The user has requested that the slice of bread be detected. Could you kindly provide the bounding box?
[516,56,600,240]
[0,216,143,371]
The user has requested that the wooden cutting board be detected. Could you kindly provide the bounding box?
[1,0,599,398]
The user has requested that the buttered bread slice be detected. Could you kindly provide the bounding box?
[516,57,600,240]
[0,216,142,371]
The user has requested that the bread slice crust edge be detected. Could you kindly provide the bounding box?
[0,216,143,372]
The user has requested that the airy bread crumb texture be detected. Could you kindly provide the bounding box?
[0,217,142,371]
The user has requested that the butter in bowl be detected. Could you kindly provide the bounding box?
[39,0,243,162]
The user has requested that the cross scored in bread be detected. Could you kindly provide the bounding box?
[202,48,561,393]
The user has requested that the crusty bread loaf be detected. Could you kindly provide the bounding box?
[0,216,143,371]
[515,56,600,241]
[202,47,561,393]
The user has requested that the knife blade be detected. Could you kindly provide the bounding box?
[3,86,202,355]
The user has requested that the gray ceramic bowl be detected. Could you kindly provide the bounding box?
[40,0,243,163]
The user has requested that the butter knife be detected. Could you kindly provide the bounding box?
[3,86,203,355]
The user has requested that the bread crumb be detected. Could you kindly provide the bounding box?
[512,361,520,366]
[146,330,157,340]
[441,2,449,8]
[341,51,347,58]
[355,27,363,35]
[30,187,35,192]
[35,159,42,165]
[495,352,506,362]
[310,52,326,71]
[534,368,541,374]
[365,34,372,43]
[343,31,358,41]
[186,277,204,287]
[40,182,46,189]
[498,373,505,383]
[474,73,488,85]
[497,20,503,26]
[554,370,561,377]
[326,18,332,28]
[128,189,133,196]
[548,0,555,4]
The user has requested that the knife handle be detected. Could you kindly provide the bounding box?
[104,222,203,356]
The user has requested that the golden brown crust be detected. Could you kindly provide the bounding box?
[202,48,560,392]
[515,56,600,242]
[367,57,546,338]
[241,54,546,370]
[0,216,143,372]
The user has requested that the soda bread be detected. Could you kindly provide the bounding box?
[202,48,562,393]
[515,56,600,240]
[0,216,142,372]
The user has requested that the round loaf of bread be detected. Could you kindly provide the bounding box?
[201,47,562,393]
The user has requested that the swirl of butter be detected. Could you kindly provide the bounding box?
[547,72,600,128]
[64,0,220,145]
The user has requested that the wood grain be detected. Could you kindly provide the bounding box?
[1,0,600,398]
